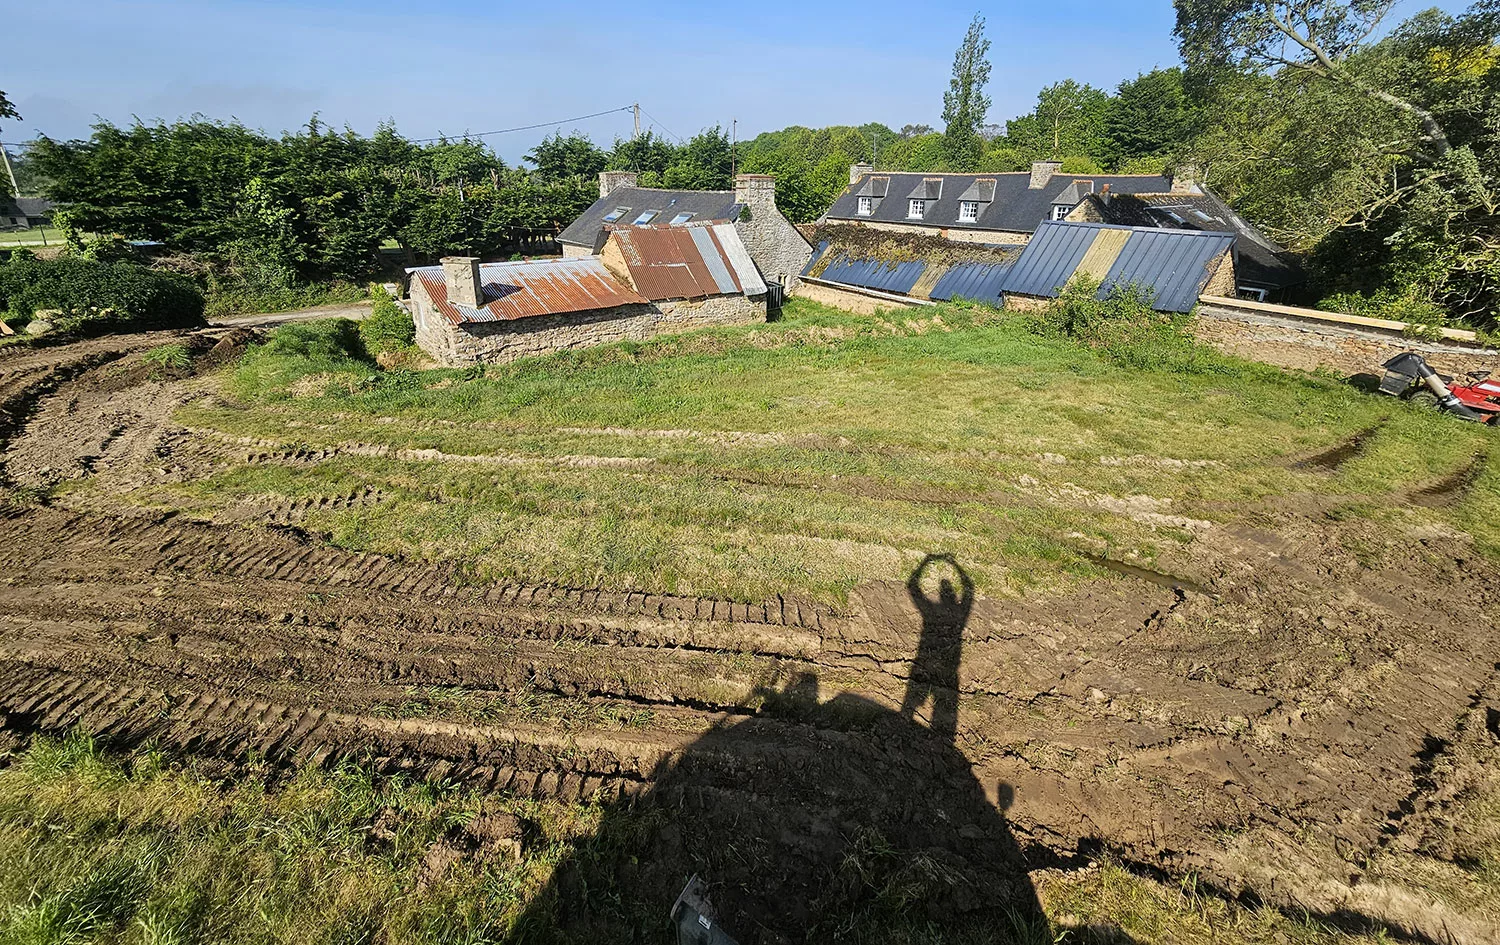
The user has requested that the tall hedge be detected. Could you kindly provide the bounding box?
[0,256,205,331]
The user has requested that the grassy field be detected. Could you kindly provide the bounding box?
[0,226,61,248]
[128,296,1499,607]
[0,734,1453,945]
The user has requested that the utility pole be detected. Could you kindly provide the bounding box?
[731,119,737,178]
[633,104,641,140]
[0,142,18,199]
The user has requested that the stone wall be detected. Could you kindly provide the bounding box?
[1194,300,1499,377]
[560,243,592,260]
[410,280,765,365]
[792,278,922,315]
[733,175,814,292]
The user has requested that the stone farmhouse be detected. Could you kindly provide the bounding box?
[559,172,813,292]
[408,222,765,365]
[821,161,1193,245]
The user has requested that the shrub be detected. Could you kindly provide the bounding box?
[1318,290,1451,327]
[0,256,205,333]
[358,287,416,355]
[1025,278,1232,374]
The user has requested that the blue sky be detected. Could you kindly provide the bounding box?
[1,0,1469,163]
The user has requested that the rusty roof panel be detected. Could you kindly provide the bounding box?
[607,224,760,302]
[409,258,647,325]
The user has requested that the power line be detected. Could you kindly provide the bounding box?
[637,106,681,143]
[410,105,635,144]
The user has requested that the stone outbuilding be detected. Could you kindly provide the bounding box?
[558,172,813,292]
[407,222,766,365]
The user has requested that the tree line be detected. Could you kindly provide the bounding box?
[3,0,1497,323]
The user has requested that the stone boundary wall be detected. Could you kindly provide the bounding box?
[1194,298,1498,377]
[792,278,927,315]
[411,284,764,366]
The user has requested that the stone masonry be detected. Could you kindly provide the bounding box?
[732,174,814,292]
[410,281,764,366]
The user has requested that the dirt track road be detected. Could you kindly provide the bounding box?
[0,330,1496,941]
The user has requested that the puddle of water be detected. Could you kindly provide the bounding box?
[1085,554,1219,599]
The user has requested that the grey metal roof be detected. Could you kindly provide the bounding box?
[1080,192,1303,291]
[929,261,1013,304]
[826,171,1176,235]
[558,187,742,251]
[856,176,889,198]
[1001,221,1234,313]
[907,178,943,201]
[1053,180,1095,206]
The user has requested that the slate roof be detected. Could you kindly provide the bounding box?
[1001,221,1234,313]
[608,223,766,301]
[825,171,1177,235]
[0,196,52,220]
[408,258,647,325]
[558,187,742,252]
[1078,192,1303,291]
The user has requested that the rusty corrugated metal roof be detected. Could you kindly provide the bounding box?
[409,258,647,325]
[607,224,748,302]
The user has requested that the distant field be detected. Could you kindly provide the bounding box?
[0,226,61,247]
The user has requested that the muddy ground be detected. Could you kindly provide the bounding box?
[0,330,1496,943]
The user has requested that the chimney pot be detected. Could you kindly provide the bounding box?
[849,163,874,186]
[440,256,483,308]
[1029,161,1063,190]
[599,170,639,200]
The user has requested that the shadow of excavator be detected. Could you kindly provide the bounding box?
[512,555,1103,944]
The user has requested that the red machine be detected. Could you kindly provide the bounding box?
[1378,353,1500,423]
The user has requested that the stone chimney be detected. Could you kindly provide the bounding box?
[1170,163,1201,194]
[1029,161,1063,189]
[440,256,483,308]
[599,170,639,200]
[1099,183,1112,205]
[734,173,776,215]
[849,163,874,186]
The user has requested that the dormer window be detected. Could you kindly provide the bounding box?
[857,196,875,216]
[633,210,659,224]
[669,212,694,225]
[958,201,980,223]
[1051,204,1073,221]
[908,199,927,219]
[603,207,629,223]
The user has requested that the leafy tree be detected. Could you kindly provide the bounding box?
[941,13,993,168]
[0,90,17,122]
[898,124,935,138]
[525,132,607,183]
[663,126,733,190]
[1007,80,1111,160]
[607,131,676,176]
[1105,68,1198,167]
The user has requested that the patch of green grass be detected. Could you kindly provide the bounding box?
[0,732,599,945]
[141,343,192,373]
[138,296,1500,604]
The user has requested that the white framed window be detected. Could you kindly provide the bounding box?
[958,201,980,223]
[602,207,629,223]
[1052,204,1073,221]
[908,199,926,219]
[669,212,694,225]
[857,196,875,216]
[633,210,658,224]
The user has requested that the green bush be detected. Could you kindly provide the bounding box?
[230,318,373,398]
[0,256,205,333]
[1318,290,1451,327]
[141,343,192,371]
[1026,279,1237,375]
[359,287,416,354]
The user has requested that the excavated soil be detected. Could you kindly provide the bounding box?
[0,332,1497,942]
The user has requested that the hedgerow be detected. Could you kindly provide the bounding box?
[0,255,205,333]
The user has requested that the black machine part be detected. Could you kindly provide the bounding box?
[1378,352,1486,421]
[670,875,740,945]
